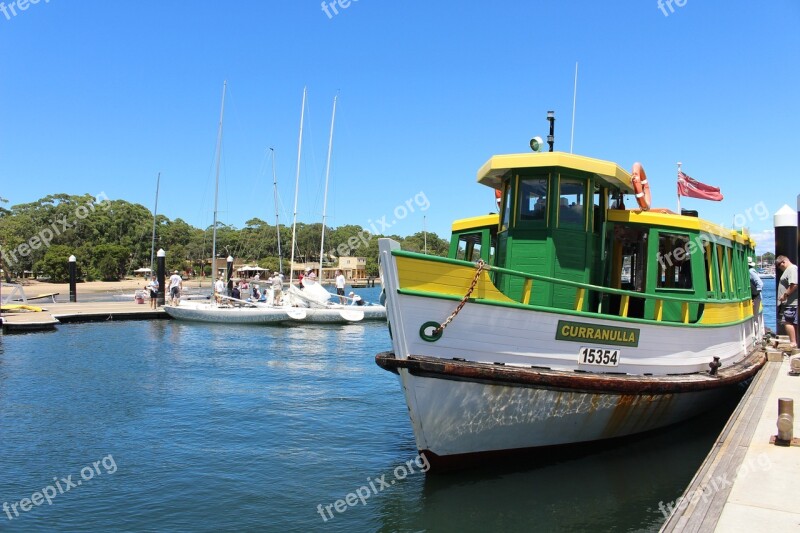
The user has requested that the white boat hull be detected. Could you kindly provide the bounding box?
[163,302,290,324]
[163,301,386,324]
[395,368,729,459]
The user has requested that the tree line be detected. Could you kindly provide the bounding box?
[0,194,449,282]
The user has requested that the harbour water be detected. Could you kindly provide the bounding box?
[0,285,776,532]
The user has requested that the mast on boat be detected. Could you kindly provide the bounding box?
[212,81,227,282]
[270,147,282,274]
[289,87,307,284]
[150,171,160,273]
[319,94,337,276]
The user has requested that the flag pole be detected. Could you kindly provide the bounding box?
[676,161,682,213]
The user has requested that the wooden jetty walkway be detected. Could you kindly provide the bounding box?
[661,347,800,532]
[1,301,167,332]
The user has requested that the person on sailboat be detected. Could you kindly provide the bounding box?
[272,271,283,305]
[232,282,241,301]
[168,270,183,306]
[214,276,225,304]
[349,291,364,306]
[335,270,346,304]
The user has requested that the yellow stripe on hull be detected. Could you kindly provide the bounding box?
[396,256,515,303]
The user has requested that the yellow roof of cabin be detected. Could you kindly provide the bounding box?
[451,214,499,232]
[606,210,753,246]
[477,151,634,193]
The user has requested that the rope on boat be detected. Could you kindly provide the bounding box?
[429,260,485,338]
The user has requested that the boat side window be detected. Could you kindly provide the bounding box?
[558,177,585,228]
[518,177,548,224]
[592,185,609,233]
[702,240,714,294]
[656,233,693,289]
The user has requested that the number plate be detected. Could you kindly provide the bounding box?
[578,347,620,367]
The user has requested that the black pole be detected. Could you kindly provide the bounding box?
[774,205,798,334]
[157,249,166,306]
[547,111,555,152]
[227,256,234,296]
[68,255,77,302]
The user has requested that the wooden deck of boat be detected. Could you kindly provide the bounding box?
[1,301,167,332]
[661,349,800,532]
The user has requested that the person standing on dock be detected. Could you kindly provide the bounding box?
[169,270,183,306]
[147,276,159,309]
[748,257,763,335]
[776,255,798,348]
[335,269,346,304]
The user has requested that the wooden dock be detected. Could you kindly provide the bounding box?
[1,301,167,332]
[661,348,800,532]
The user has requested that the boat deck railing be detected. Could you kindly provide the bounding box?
[392,250,752,326]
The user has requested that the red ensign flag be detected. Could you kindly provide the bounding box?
[677,170,723,201]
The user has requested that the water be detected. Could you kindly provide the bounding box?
[0,286,771,532]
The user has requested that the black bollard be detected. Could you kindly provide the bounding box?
[774,205,798,334]
[227,255,234,296]
[157,249,166,306]
[68,255,77,302]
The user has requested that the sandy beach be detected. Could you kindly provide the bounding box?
[4,277,213,299]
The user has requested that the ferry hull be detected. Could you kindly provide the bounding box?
[376,238,764,468]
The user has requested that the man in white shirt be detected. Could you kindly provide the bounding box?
[214,276,225,304]
[168,270,183,306]
[335,269,346,304]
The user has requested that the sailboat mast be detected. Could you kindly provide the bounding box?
[271,147,282,273]
[319,94,337,275]
[150,171,160,273]
[289,86,307,284]
[212,80,227,281]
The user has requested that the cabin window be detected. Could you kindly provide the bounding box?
[518,177,548,223]
[656,233,693,289]
[500,180,512,231]
[455,233,483,262]
[558,178,586,227]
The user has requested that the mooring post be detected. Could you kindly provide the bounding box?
[68,255,77,302]
[227,255,234,296]
[157,249,166,306]
[773,205,797,335]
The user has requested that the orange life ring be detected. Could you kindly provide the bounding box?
[630,162,651,211]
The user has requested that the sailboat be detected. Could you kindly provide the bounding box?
[164,87,382,324]
[165,81,291,324]
[283,94,387,323]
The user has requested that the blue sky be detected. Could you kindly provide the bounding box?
[1,0,798,254]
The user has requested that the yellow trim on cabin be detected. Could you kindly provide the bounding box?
[451,214,499,233]
[698,301,749,325]
[477,152,634,193]
[396,256,516,303]
[606,209,749,245]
